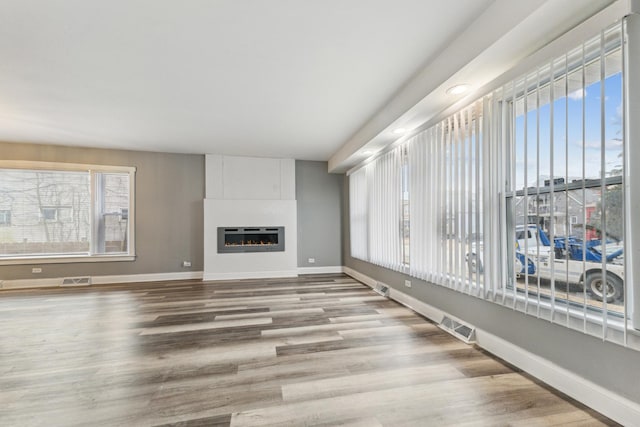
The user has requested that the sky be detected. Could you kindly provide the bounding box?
[514,72,623,189]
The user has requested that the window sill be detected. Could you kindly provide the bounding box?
[499,290,640,349]
[0,254,136,266]
[432,274,639,348]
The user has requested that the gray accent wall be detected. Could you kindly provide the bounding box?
[0,142,205,280]
[296,160,343,268]
[342,177,640,403]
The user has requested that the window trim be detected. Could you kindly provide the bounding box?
[0,160,136,265]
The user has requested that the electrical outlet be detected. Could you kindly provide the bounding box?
[182,261,191,268]
[32,267,42,274]
[404,280,411,288]
[308,258,316,264]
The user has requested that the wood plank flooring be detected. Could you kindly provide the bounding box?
[0,274,617,426]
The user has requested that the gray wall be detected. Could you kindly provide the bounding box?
[296,160,343,268]
[342,178,640,403]
[0,142,205,280]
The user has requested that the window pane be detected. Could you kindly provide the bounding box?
[402,155,410,266]
[349,168,368,261]
[506,26,625,324]
[585,184,624,313]
[0,169,91,256]
[0,209,10,226]
[96,173,130,254]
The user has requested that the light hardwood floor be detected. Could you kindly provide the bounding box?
[0,274,617,426]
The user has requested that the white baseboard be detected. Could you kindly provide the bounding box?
[343,266,377,288]
[0,271,203,290]
[0,277,62,290]
[387,287,446,325]
[1,267,339,289]
[91,271,203,285]
[344,267,444,322]
[297,266,344,275]
[343,266,640,426]
[202,270,298,281]
[476,330,640,426]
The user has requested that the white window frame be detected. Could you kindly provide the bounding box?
[495,21,638,345]
[0,160,136,265]
[625,12,640,331]
[401,146,410,268]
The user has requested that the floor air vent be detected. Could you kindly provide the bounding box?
[61,277,92,287]
[438,315,476,343]
[373,282,390,297]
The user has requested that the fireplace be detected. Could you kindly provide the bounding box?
[217,226,285,253]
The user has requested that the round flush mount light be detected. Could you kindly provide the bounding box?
[446,84,470,95]
[392,127,406,135]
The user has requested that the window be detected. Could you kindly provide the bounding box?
[502,23,626,337]
[350,105,483,282]
[0,210,10,226]
[41,207,59,222]
[40,206,73,223]
[348,19,638,349]
[405,101,484,289]
[515,230,532,241]
[0,161,135,263]
[349,166,368,261]
[401,147,410,266]
[368,147,404,271]
[348,146,405,272]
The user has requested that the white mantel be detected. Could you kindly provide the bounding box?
[203,155,297,280]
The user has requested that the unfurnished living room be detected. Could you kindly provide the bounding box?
[1,1,640,426]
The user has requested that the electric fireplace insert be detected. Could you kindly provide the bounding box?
[217,226,285,253]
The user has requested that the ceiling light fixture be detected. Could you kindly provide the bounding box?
[392,127,406,135]
[362,150,373,156]
[446,84,470,95]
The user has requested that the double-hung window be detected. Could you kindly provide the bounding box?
[499,23,629,342]
[0,161,135,263]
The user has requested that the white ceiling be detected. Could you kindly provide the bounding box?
[0,0,495,160]
[0,0,618,166]
[329,0,616,172]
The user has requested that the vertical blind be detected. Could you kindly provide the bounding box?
[349,21,638,350]
[368,148,403,270]
[349,166,368,261]
[500,23,627,344]
[350,146,404,272]
[406,102,483,292]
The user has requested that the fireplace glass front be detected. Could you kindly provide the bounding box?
[217,226,285,253]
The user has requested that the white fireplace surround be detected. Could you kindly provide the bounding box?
[203,155,298,280]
